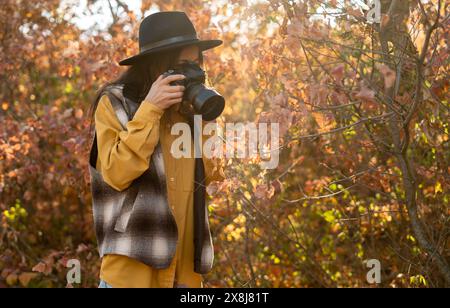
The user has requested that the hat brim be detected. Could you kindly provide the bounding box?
[118,39,223,66]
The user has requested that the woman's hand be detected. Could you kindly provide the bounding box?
[144,74,186,110]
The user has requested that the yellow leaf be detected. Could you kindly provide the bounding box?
[19,272,38,287]
[6,273,18,286]
[435,182,442,195]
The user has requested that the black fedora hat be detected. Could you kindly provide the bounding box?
[118,11,223,66]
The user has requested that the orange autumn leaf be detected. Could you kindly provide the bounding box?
[376,63,397,89]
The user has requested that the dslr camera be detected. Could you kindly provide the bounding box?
[163,60,225,121]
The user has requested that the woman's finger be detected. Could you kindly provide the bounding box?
[156,74,165,83]
[165,85,185,93]
[166,91,184,99]
[161,74,185,85]
[167,97,183,105]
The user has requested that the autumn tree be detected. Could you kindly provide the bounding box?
[1,0,448,287]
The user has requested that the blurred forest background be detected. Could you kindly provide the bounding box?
[0,0,448,288]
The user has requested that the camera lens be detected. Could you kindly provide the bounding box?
[190,86,225,121]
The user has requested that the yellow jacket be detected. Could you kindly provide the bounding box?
[94,94,221,288]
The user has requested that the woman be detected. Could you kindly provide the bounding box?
[88,11,224,288]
